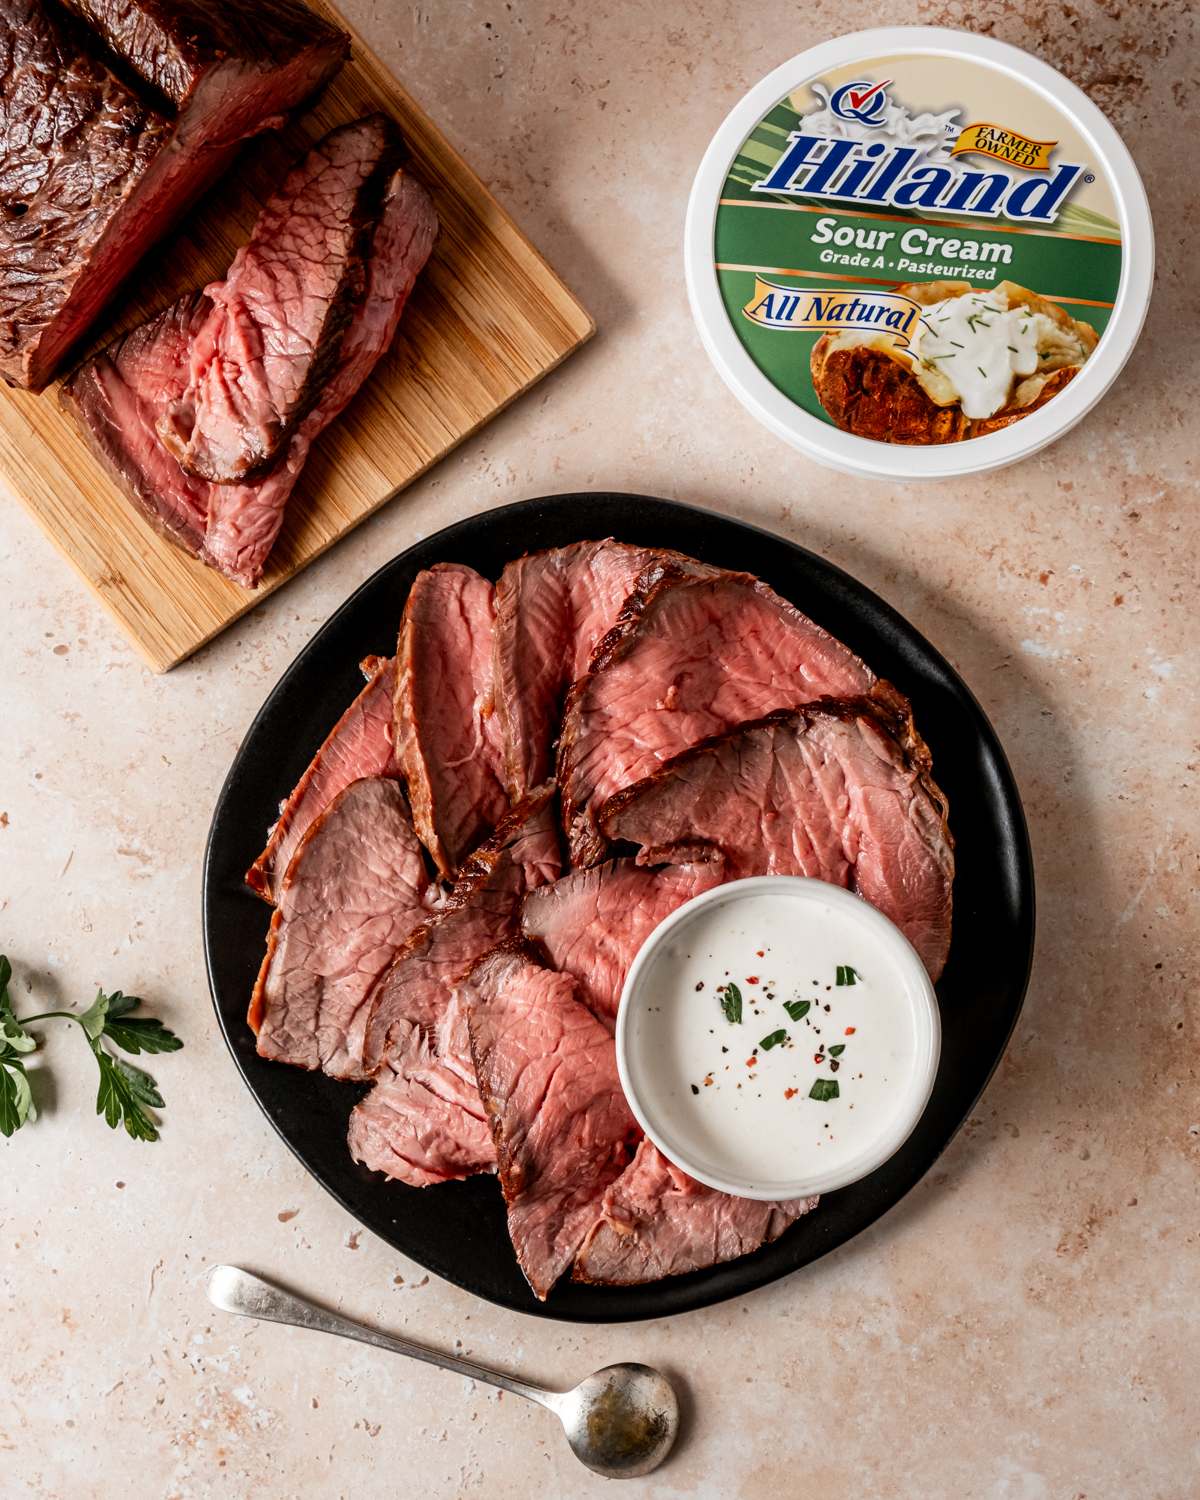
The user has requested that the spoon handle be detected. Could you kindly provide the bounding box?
[207,1265,556,1411]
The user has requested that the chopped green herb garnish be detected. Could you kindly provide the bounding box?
[949,340,964,348]
[809,1078,840,1102]
[927,352,956,360]
[783,999,810,1022]
[721,982,743,1025]
[835,966,859,986]
[828,1044,846,1057]
[1007,346,1019,353]
[759,1029,788,1051]
[978,366,987,377]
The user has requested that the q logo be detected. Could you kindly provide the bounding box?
[829,79,892,125]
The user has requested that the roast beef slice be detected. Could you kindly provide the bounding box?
[247,655,400,905]
[0,0,347,391]
[347,1003,495,1187]
[558,560,877,865]
[599,687,955,981]
[573,1138,818,1286]
[360,783,560,1076]
[395,562,508,882]
[491,540,663,798]
[61,153,437,585]
[348,787,560,1189]
[155,115,404,484]
[521,858,727,1029]
[248,776,432,1080]
[463,942,641,1300]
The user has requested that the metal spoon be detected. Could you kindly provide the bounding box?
[207,1265,679,1479]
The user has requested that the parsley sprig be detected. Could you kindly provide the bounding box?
[0,956,181,1141]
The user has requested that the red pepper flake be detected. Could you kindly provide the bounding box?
[813,1053,823,1064]
[756,951,764,957]
[845,1027,856,1035]
[747,976,760,985]
[745,1057,757,1067]
[784,1087,798,1100]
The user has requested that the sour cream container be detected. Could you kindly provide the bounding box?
[616,878,941,1201]
[684,27,1154,481]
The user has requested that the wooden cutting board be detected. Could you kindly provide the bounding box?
[0,2,593,672]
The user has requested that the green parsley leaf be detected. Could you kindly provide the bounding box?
[103,1011,182,1056]
[76,989,110,1042]
[783,999,810,1022]
[103,990,141,1021]
[759,1029,788,1051]
[835,966,859,986]
[92,1046,159,1141]
[0,961,35,1055]
[809,1078,840,1103]
[721,982,743,1025]
[828,1044,846,1057]
[0,1048,35,1135]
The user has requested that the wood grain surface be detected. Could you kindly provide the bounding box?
[0,0,593,671]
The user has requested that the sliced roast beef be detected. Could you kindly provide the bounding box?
[395,563,508,882]
[156,116,404,484]
[573,1138,817,1286]
[492,540,677,798]
[599,686,954,980]
[60,291,215,552]
[557,560,877,865]
[62,150,437,585]
[360,785,560,1076]
[462,941,641,1300]
[0,0,347,392]
[198,166,437,584]
[521,859,726,1028]
[247,655,399,905]
[347,994,494,1187]
[248,776,432,1080]
[348,787,560,1188]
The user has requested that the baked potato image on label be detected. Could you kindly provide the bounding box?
[811,280,1099,445]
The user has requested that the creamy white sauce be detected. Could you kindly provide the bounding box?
[913,289,1046,418]
[621,887,936,1195]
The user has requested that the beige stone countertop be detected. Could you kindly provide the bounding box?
[2,2,1196,1495]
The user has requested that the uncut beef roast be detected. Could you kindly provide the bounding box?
[0,0,348,391]
[62,120,438,585]
[599,686,955,981]
[557,559,876,865]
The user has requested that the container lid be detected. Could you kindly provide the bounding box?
[684,26,1154,481]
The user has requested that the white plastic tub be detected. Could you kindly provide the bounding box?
[684,26,1154,480]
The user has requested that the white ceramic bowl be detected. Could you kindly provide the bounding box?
[615,877,942,1200]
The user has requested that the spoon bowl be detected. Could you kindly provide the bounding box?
[207,1265,679,1478]
[554,1362,679,1479]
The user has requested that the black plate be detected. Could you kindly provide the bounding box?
[204,494,1034,1322]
